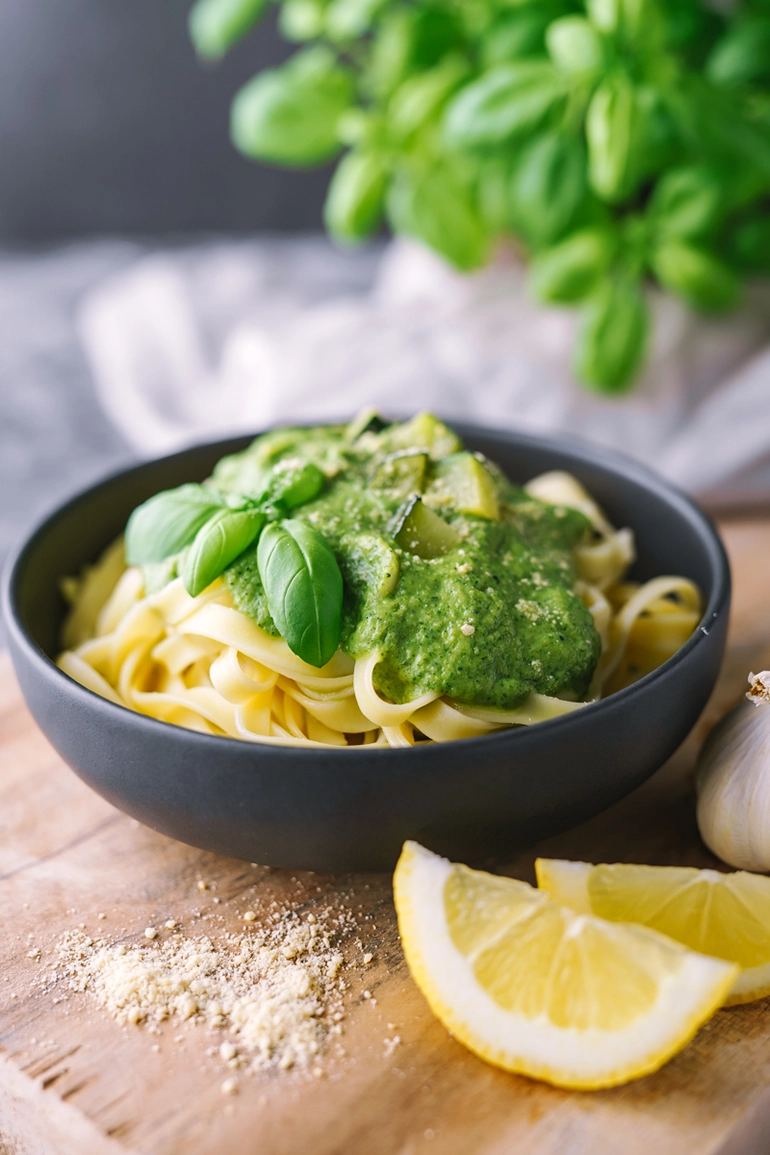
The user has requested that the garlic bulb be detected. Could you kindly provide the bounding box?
[696,672,770,871]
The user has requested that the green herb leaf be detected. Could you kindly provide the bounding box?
[706,18,770,88]
[587,0,662,45]
[387,164,489,272]
[125,485,224,566]
[443,62,565,149]
[324,150,388,244]
[388,57,468,141]
[547,16,603,74]
[183,508,266,598]
[586,73,644,203]
[279,0,325,42]
[575,276,648,392]
[481,9,554,68]
[586,0,621,35]
[324,0,385,42]
[230,48,354,167]
[189,0,269,58]
[363,6,464,99]
[509,132,587,247]
[647,166,723,240]
[528,227,617,304]
[271,462,326,511]
[651,240,741,312]
[257,520,343,668]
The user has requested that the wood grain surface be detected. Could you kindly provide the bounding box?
[2,517,770,1155]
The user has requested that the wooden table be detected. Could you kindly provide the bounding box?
[2,517,770,1155]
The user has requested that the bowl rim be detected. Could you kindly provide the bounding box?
[2,421,731,759]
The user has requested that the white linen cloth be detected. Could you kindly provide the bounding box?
[77,236,770,502]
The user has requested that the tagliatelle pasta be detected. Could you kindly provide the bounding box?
[58,461,702,748]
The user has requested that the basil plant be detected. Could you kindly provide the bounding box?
[189,0,770,392]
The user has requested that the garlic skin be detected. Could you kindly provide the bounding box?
[696,672,770,872]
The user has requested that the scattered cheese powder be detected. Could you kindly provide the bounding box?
[56,908,354,1073]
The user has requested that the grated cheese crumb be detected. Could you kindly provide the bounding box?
[460,623,475,637]
[56,906,355,1075]
[516,599,542,622]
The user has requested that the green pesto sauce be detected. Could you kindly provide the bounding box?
[219,418,600,709]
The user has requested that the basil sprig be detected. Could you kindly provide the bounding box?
[125,461,344,666]
[125,484,224,566]
[257,520,343,668]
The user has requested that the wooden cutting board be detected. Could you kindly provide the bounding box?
[2,516,770,1155]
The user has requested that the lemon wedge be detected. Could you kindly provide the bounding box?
[536,858,770,1006]
[394,841,736,1089]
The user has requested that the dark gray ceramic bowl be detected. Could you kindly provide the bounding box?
[3,425,730,871]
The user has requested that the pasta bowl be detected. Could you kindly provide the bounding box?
[2,425,730,871]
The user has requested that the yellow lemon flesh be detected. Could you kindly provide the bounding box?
[536,858,770,1005]
[394,842,736,1090]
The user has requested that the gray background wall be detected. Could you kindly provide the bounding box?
[0,0,331,240]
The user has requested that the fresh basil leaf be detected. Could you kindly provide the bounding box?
[706,18,770,88]
[325,0,385,42]
[125,485,224,566]
[279,0,325,42]
[508,132,587,247]
[230,48,354,167]
[528,227,617,304]
[651,241,741,313]
[575,276,648,392]
[324,150,388,244]
[547,17,603,74]
[481,9,552,69]
[443,62,565,149]
[587,0,621,35]
[257,520,343,668]
[586,73,644,203]
[386,164,489,272]
[587,0,661,44]
[272,462,327,510]
[189,0,269,59]
[388,57,468,142]
[647,166,723,240]
[183,508,266,598]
